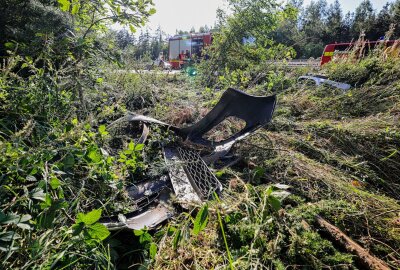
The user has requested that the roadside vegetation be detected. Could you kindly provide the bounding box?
[1,0,400,269]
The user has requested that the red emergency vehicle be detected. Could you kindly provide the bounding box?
[320,40,396,65]
[168,33,212,69]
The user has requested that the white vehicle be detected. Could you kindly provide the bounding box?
[152,58,172,70]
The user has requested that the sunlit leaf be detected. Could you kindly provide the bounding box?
[134,143,144,151]
[71,3,79,14]
[268,195,281,211]
[50,177,61,189]
[87,148,102,163]
[87,223,110,240]
[30,188,46,201]
[76,209,102,225]
[149,8,156,15]
[57,0,70,12]
[192,204,209,236]
[149,242,157,259]
[98,125,108,136]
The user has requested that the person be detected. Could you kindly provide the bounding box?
[179,50,185,60]
[185,49,190,59]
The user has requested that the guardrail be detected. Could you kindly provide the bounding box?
[266,59,320,68]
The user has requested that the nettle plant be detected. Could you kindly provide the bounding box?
[0,117,147,268]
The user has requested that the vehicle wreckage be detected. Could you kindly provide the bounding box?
[298,74,351,91]
[101,88,277,230]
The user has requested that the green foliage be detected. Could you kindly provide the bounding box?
[325,56,400,87]
[134,229,158,260]
[73,209,110,241]
[0,116,135,267]
[198,0,295,85]
[272,0,400,58]
[2,0,400,269]
[192,204,209,236]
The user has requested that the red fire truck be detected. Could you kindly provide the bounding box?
[320,40,397,65]
[168,33,212,69]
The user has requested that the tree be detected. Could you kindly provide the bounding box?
[324,0,344,43]
[352,0,376,39]
[298,0,328,57]
[199,25,211,33]
[373,3,392,40]
[0,0,155,62]
[271,2,303,55]
[0,0,71,58]
[199,0,296,84]
[391,0,400,37]
[116,29,135,50]
[342,11,354,41]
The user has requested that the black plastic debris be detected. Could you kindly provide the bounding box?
[103,88,276,230]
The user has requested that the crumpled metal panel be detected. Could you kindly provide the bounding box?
[102,189,174,231]
[298,75,351,91]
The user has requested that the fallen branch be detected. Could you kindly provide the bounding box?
[315,215,391,270]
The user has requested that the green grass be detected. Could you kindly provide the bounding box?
[1,54,400,269]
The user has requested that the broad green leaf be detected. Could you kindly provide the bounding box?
[76,209,102,225]
[134,143,144,151]
[57,0,70,11]
[129,24,136,33]
[30,188,46,201]
[272,184,291,190]
[1,214,21,224]
[149,8,156,15]
[40,194,52,210]
[98,125,108,135]
[215,170,225,178]
[4,42,15,49]
[268,195,281,211]
[16,223,31,230]
[26,175,37,182]
[128,141,135,151]
[50,177,61,189]
[134,229,144,236]
[87,223,110,241]
[87,148,102,163]
[265,186,273,197]
[63,154,75,169]
[139,232,152,244]
[0,231,21,242]
[71,3,79,14]
[0,213,31,225]
[192,204,209,236]
[149,242,157,259]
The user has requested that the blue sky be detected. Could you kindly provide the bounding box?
[144,0,394,36]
